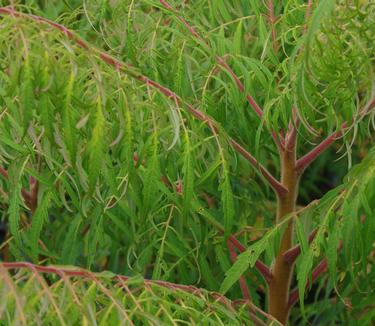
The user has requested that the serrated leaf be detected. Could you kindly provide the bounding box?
[87,96,106,191]
[220,174,234,237]
[182,134,194,217]
[29,190,52,261]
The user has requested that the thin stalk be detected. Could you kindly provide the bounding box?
[295,124,346,173]
[288,259,327,308]
[227,239,251,301]
[227,233,273,282]
[266,0,278,53]
[296,95,375,173]
[283,228,317,264]
[201,209,273,282]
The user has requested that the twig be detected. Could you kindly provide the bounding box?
[296,96,375,173]
[283,229,317,264]
[295,123,347,173]
[288,239,343,308]
[227,233,273,282]
[288,258,327,308]
[266,0,278,53]
[304,0,314,32]
[227,239,252,302]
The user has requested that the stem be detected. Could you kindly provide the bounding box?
[304,0,314,32]
[295,125,345,174]
[288,259,328,308]
[283,228,317,264]
[266,0,278,53]
[227,240,251,301]
[227,240,270,326]
[296,96,375,173]
[227,234,273,282]
[268,133,299,324]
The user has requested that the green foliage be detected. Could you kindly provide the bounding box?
[0,0,373,324]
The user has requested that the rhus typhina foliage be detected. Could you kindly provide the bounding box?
[0,1,374,325]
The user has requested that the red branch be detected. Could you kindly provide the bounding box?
[229,140,287,195]
[288,259,327,308]
[266,0,278,53]
[215,56,263,119]
[227,234,273,282]
[284,108,300,151]
[295,122,347,173]
[0,6,288,196]
[288,238,344,308]
[304,0,314,32]
[159,0,203,42]
[227,240,251,301]
[283,229,317,264]
[296,96,375,174]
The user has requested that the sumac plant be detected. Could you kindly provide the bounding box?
[0,0,374,325]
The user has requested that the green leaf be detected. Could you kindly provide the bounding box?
[220,249,251,294]
[232,21,242,54]
[182,133,194,218]
[61,215,82,264]
[296,250,314,316]
[21,54,34,132]
[87,96,106,191]
[220,173,234,237]
[63,68,77,165]
[142,134,160,216]
[29,190,52,261]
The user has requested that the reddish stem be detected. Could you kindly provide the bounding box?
[229,139,287,196]
[295,122,347,173]
[288,259,328,308]
[283,228,318,264]
[266,0,278,53]
[227,240,251,301]
[216,57,263,118]
[304,0,314,32]
[227,234,273,282]
[159,0,203,41]
[296,95,375,174]
[0,166,8,179]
